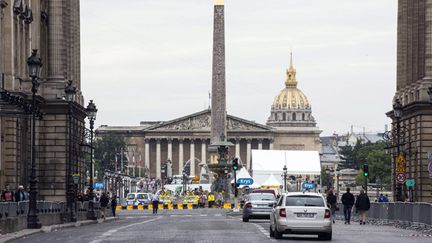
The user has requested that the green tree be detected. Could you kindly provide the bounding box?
[94,135,126,178]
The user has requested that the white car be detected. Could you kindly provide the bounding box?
[269,192,332,240]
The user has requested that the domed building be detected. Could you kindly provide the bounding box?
[266,54,321,151]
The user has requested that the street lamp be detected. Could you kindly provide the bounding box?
[282,165,288,192]
[86,100,97,220]
[27,49,42,229]
[393,99,403,201]
[65,80,77,222]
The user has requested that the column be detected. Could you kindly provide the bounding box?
[235,139,240,158]
[167,138,172,160]
[269,139,274,150]
[246,139,252,169]
[258,139,263,150]
[425,0,432,78]
[201,139,206,165]
[178,139,184,175]
[48,0,65,81]
[144,139,150,175]
[156,139,161,179]
[190,139,195,176]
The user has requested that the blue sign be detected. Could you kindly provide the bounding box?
[93,182,104,189]
[237,178,254,185]
[302,183,316,190]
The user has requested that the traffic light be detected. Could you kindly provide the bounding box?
[232,158,239,171]
[161,163,167,179]
[363,164,369,177]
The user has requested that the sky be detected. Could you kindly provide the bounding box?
[81,0,397,136]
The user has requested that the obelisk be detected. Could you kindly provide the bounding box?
[211,0,226,144]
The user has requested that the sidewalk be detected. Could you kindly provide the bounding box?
[0,217,118,243]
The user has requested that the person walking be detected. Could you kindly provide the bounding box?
[341,187,355,224]
[355,189,371,225]
[1,184,14,202]
[99,192,109,219]
[111,194,118,217]
[208,193,215,208]
[15,185,27,202]
[216,192,224,208]
[151,191,159,214]
[326,189,337,224]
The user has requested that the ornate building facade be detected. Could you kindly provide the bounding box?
[387,0,432,202]
[0,0,86,202]
[97,57,321,180]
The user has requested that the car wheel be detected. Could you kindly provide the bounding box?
[242,217,249,222]
[318,232,332,241]
[274,227,283,239]
[269,224,275,237]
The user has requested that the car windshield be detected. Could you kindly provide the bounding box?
[249,194,275,201]
[137,194,148,199]
[127,194,135,200]
[285,195,325,207]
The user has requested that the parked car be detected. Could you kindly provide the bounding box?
[242,193,277,222]
[269,192,332,240]
[251,188,279,198]
[126,192,151,206]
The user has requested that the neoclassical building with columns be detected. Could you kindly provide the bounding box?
[96,58,321,179]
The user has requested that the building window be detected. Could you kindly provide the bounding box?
[282,113,286,121]
[292,113,296,121]
[302,113,305,121]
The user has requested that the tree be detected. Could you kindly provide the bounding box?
[94,135,126,176]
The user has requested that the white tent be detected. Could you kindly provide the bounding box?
[261,174,282,187]
[231,167,261,188]
[252,150,321,185]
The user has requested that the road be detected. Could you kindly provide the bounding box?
[8,209,432,243]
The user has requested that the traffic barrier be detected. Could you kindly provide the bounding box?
[116,203,241,210]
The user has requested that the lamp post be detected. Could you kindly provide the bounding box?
[65,80,77,222]
[282,165,288,192]
[27,49,42,229]
[393,99,403,202]
[86,100,97,220]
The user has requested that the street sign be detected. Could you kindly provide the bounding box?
[396,173,407,184]
[302,183,316,190]
[395,153,406,173]
[237,178,253,185]
[405,179,415,187]
[72,174,80,185]
[93,182,104,189]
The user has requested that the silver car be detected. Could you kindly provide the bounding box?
[269,192,332,240]
[242,193,277,222]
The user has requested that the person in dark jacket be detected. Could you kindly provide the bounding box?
[326,189,337,224]
[341,187,355,224]
[15,185,27,202]
[111,194,118,217]
[99,192,109,219]
[355,189,370,225]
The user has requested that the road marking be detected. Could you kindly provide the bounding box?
[252,223,276,242]
[89,216,162,243]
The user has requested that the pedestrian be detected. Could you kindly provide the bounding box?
[77,193,84,203]
[208,193,215,208]
[111,194,118,217]
[341,187,355,224]
[355,189,371,225]
[1,184,14,202]
[326,189,337,224]
[151,191,159,214]
[216,192,224,208]
[199,193,207,208]
[15,185,27,202]
[99,192,109,219]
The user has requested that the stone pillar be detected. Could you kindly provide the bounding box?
[246,139,252,169]
[190,139,195,176]
[0,1,7,78]
[210,0,226,144]
[144,139,150,174]
[156,139,161,179]
[269,139,274,150]
[178,139,184,175]
[425,0,432,77]
[167,138,172,160]
[201,139,206,164]
[258,139,263,150]
[235,139,240,158]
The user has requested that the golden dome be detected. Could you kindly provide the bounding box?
[272,54,310,110]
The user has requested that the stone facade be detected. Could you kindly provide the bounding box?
[0,0,86,202]
[387,0,432,202]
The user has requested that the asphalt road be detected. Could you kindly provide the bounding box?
[8,210,432,243]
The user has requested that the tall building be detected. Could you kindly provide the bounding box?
[0,0,86,201]
[387,0,432,202]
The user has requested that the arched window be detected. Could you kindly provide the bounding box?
[302,113,305,121]
[282,113,286,121]
[292,113,296,121]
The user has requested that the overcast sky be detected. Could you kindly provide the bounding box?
[81,0,397,136]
